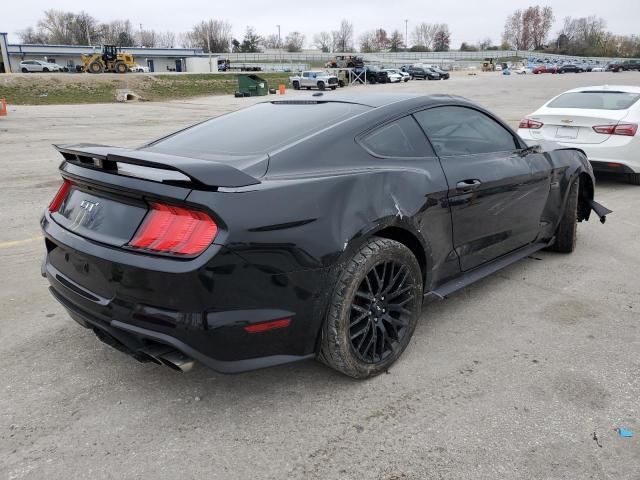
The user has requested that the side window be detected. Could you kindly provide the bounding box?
[303,72,309,78]
[414,106,517,156]
[361,116,435,158]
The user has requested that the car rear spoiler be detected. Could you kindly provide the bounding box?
[54,143,262,188]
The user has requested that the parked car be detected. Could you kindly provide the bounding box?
[385,69,410,82]
[557,64,584,73]
[591,66,606,72]
[513,66,530,75]
[41,94,609,378]
[620,60,640,72]
[19,60,62,73]
[532,65,557,74]
[429,67,450,80]
[290,71,339,90]
[131,64,149,73]
[362,65,390,84]
[409,66,440,80]
[518,85,640,184]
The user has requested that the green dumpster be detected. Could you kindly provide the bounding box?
[237,74,269,97]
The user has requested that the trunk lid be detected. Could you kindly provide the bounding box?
[528,108,631,144]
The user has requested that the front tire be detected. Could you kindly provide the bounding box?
[318,81,325,91]
[292,81,300,90]
[549,178,579,253]
[319,238,423,378]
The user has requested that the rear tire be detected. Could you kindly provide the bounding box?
[319,238,423,378]
[43,67,49,72]
[292,81,300,90]
[549,179,579,253]
[627,173,640,185]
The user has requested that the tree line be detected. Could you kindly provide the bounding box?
[502,5,640,57]
[17,8,640,57]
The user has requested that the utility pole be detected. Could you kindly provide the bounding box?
[276,25,281,48]
[139,23,143,47]
[405,19,408,51]
[207,36,212,73]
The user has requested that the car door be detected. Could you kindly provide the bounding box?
[358,115,457,286]
[414,106,551,271]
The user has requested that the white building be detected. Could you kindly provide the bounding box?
[4,42,206,73]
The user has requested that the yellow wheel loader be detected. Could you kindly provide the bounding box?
[81,45,135,74]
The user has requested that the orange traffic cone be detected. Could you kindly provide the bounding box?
[0,98,7,117]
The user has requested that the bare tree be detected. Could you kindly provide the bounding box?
[71,11,100,45]
[502,9,524,49]
[411,23,438,50]
[333,20,354,52]
[358,31,376,53]
[184,19,232,53]
[313,31,332,52]
[37,10,75,45]
[156,31,176,48]
[503,6,554,51]
[101,20,136,47]
[138,29,157,47]
[389,30,404,52]
[433,25,451,52]
[262,33,281,49]
[373,29,389,51]
[284,31,305,52]
[17,27,47,44]
[478,37,493,50]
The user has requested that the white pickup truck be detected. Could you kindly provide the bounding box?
[290,71,339,91]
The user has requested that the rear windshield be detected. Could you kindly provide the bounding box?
[548,91,640,110]
[146,102,369,156]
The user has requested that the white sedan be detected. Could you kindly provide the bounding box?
[385,69,410,83]
[518,85,640,184]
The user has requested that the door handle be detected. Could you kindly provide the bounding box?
[456,179,482,192]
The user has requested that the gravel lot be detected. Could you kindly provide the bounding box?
[1,72,639,480]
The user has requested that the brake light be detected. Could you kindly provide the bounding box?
[519,118,544,129]
[49,179,73,212]
[592,123,637,136]
[243,318,292,334]
[129,202,218,256]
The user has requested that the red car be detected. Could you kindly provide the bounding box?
[532,66,557,74]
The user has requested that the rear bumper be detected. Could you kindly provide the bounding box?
[41,213,332,373]
[50,285,314,373]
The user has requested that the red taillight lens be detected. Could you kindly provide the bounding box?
[519,118,544,129]
[243,318,292,334]
[49,179,73,212]
[593,123,637,136]
[129,202,218,256]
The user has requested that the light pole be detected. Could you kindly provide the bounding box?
[276,25,281,48]
[405,19,408,51]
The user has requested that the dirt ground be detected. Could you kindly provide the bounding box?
[1,72,639,480]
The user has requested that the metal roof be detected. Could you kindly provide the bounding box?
[8,44,204,57]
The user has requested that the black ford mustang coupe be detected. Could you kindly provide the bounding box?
[41,93,609,378]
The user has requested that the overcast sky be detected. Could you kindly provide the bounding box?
[4,0,640,47]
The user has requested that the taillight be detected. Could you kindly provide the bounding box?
[519,118,544,129]
[592,123,637,136]
[129,202,218,256]
[49,179,73,212]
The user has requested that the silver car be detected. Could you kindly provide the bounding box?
[20,60,62,73]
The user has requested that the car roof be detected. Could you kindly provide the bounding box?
[264,93,467,109]
[566,85,640,94]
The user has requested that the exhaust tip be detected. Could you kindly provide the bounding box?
[158,351,195,373]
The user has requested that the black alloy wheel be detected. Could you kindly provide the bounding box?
[319,237,422,378]
[349,260,416,363]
